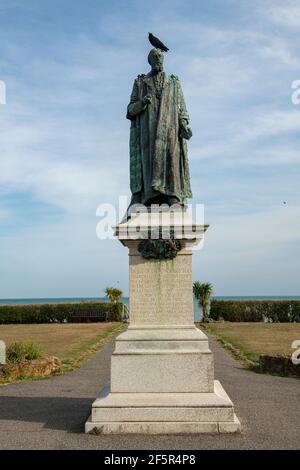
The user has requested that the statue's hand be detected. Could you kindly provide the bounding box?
[142,94,152,106]
[180,120,192,140]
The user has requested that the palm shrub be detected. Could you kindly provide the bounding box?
[7,342,43,363]
[193,281,213,322]
[105,287,123,304]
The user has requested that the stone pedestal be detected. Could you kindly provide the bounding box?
[85,209,240,434]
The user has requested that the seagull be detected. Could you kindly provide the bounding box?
[148,32,169,52]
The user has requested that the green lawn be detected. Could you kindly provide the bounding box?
[199,322,300,365]
[0,322,125,373]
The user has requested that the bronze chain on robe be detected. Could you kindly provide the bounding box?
[153,72,165,100]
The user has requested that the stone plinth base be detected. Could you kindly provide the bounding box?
[110,326,214,393]
[85,326,240,434]
[85,381,240,434]
[85,209,241,434]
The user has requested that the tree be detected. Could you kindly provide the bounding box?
[105,287,123,304]
[193,282,213,322]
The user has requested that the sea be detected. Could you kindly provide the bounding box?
[1,296,299,322]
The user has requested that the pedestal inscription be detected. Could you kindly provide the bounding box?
[129,252,193,326]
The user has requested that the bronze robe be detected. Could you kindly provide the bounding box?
[126,73,192,205]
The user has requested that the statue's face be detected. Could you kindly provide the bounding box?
[149,49,164,72]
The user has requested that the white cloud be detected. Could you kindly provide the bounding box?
[235,109,300,143]
[195,204,300,295]
[0,214,128,298]
[191,109,300,169]
[259,40,299,67]
[242,147,300,166]
[268,1,300,29]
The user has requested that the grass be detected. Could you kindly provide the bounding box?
[7,341,43,363]
[199,322,300,368]
[0,322,125,381]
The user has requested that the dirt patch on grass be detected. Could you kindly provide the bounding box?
[0,356,61,383]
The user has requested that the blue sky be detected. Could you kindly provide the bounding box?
[0,0,300,298]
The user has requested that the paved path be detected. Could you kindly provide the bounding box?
[0,335,299,450]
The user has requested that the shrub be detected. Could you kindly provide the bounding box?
[256,301,292,323]
[7,342,43,363]
[0,302,123,324]
[259,355,300,377]
[193,281,213,322]
[105,287,123,304]
[210,300,300,323]
[110,303,123,322]
[290,301,300,322]
[210,300,264,322]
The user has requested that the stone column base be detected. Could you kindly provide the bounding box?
[85,325,241,434]
[85,380,241,434]
[85,210,241,435]
[110,326,214,393]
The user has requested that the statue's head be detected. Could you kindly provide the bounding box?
[148,48,164,72]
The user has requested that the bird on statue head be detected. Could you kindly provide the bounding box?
[148,32,169,52]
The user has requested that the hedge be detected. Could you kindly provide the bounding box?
[210,300,300,322]
[259,355,300,377]
[0,302,123,324]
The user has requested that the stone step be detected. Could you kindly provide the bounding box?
[86,381,240,434]
[85,417,241,435]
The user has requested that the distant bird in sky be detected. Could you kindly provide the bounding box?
[283,201,287,205]
[148,32,169,52]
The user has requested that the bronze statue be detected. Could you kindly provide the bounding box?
[126,42,193,210]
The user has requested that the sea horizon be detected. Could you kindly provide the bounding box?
[0,295,300,306]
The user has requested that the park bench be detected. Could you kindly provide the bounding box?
[68,308,109,323]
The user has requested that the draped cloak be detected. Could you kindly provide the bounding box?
[126,73,193,205]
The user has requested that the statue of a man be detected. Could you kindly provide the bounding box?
[126,47,193,209]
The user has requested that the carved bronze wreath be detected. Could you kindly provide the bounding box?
[138,238,182,260]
